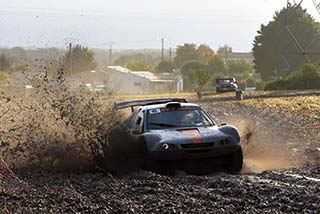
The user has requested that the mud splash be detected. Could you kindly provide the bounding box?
[225,115,302,173]
[0,73,121,171]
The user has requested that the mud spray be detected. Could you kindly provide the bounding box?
[0,67,122,173]
[0,66,313,175]
[226,115,302,173]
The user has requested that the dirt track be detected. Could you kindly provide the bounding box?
[2,166,319,213]
[1,94,320,213]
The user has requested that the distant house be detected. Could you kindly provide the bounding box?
[104,66,183,94]
[218,52,254,63]
[65,66,183,95]
[229,52,254,62]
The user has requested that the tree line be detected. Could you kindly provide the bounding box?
[115,44,254,92]
[1,44,253,92]
[253,5,320,81]
[0,45,98,86]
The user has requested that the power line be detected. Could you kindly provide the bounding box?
[0,6,273,18]
[0,8,271,25]
[312,0,320,14]
[278,0,320,77]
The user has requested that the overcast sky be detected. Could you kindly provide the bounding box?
[0,0,319,51]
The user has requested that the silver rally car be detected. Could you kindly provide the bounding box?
[103,98,243,174]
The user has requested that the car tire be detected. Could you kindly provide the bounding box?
[226,147,243,173]
[93,141,117,174]
[93,134,123,174]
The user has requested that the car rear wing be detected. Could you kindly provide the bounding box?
[113,98,187,111]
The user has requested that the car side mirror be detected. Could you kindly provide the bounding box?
[136,117,142,125]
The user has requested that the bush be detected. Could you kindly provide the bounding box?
[285,64,320,90]
[264,64,320,90]
[264,78,287,91]
[246,77,256,88]
[255,82,265,91]
[0,71,10,85]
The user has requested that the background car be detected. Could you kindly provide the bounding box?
[94,84,106,94]
[216,78,238,92]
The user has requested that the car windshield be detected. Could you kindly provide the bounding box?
[147,107,214,130]
[218,79,234,84]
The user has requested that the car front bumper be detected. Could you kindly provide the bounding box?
[146,145,241,161]
[216,87,237,92]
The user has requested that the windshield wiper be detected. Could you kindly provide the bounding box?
[149,122,178,127]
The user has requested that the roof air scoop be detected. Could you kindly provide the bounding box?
[165,102,181,109]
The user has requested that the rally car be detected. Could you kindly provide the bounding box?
[101,98,243,174]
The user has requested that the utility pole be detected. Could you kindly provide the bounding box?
[69,43,72,72]
[109,44,112,66]
[161,38,164,62]
[169,47,172,62]
[278,0,320,77]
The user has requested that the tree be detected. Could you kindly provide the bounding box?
[197,44,214,64]
[253,5,320,81]
[227,60,253,74]
[264,64,320,90]
[155,61,175,73]
[285,64,320,89]
[114,53,158,67]
[174,43,198,68]
[207,55,227,74]
[181,61,210,91]
[226,60,254,82]
[0,53,11,71]
[64,45,97,74]
[114,55,132,66]
[127,60,153,71]
[9,47,27,63]
[217,45,232,61]
[190,68,212,95]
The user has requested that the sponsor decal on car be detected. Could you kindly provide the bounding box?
[148,109,161,114]
[179,129,201,144]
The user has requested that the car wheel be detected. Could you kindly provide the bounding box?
[226,147,243,173]
[92,139,117,174]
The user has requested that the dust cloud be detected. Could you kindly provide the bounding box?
[227,116,302,173]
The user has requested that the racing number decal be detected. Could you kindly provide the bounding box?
[179,129,201,144]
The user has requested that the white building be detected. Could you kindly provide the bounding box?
[66,66,183,95]
[104,66,183,94]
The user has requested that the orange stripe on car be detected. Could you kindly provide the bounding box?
[179,129,201,144]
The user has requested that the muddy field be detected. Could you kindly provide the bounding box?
[1,92,320,213]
